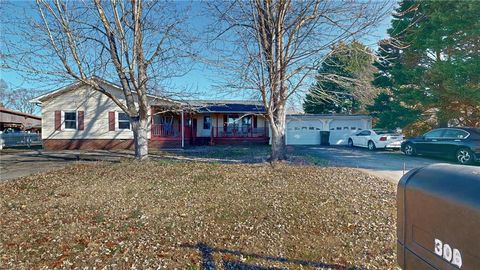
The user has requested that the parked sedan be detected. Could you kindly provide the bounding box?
[401,127,480,164]
[348,129,404,151]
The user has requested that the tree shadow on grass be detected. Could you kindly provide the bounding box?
[183,242,364,270]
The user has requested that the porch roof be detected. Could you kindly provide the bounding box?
[185,100,266,114]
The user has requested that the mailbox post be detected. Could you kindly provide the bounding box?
[397,164,480,269]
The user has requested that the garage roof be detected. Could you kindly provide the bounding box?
[287,114,371,120]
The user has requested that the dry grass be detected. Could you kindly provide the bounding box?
[0,161,398,269]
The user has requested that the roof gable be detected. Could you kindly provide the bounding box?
[30,77,179,105]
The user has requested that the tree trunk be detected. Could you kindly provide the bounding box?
[270,127,287,161]
[269,105,287,161]
[132,116,149,160]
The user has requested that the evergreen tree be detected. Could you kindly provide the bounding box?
[304,41,373,114]
[367,92,421,130]
[370,0,480,131]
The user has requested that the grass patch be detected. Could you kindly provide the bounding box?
[170,145,271,161]
[0,161,397,269]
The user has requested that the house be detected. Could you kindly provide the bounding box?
[285,114,372,145]
[31,78,269,150]
[0,105,41,132]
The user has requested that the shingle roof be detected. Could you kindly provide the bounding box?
[0,106,41,120]
[196,103,265,113]
[30,77,180,105]
[184,100,265,113]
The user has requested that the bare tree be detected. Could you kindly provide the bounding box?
[2,0,194,160]
[208,0,391,160]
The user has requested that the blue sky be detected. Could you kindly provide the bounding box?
[0,1,393,102]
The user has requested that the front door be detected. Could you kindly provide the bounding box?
[192,118,197,144]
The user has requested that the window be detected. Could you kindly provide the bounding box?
[358,130,371,136]
[64,112,77,129]
[153,114,174,125]
[241,116,252,126]
[443,129,469,139]
[203,115,211,129]
[118,112,130,130]
[309,127,315,130]
[424,129,444,139]
[227,115,239,125]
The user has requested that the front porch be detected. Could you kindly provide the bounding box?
[150,107,269,147]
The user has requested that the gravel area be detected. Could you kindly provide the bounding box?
[0,161,398,269]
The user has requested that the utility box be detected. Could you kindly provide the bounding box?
[397,164,480,269]
[320,131,330,146]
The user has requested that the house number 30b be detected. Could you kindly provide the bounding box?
[434,239,462,268]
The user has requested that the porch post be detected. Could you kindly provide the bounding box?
[181,110,185,148]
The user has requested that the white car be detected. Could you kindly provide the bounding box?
[348,129,404,151]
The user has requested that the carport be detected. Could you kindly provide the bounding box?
[285,114,372,145]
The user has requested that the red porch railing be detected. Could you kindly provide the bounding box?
[212,125,267,138]
[151,124,180,137]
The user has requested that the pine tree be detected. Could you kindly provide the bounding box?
[370,0,480,131]
[303,41,373,114]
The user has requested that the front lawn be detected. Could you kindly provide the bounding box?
[0,161,397,269]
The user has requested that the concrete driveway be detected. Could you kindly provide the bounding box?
[2,146,476,183]
[0,149,239,181]
[295,145,473,183]
[0,150,131,181]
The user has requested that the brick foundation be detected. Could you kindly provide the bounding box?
[43,137,268,150]
[149,139,182,149]
[43,139,135,150]
[212,137,269,145]
[43,139,183,151]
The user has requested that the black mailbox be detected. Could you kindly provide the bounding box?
[397,164,480,269]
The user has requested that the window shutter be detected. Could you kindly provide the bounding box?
[253,115,258,128]
[78,111,84,130]
[108,112,116,131]
[54,111,61,130]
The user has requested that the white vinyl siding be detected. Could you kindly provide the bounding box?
[41,85,149,140]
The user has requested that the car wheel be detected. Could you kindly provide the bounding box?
[367,140,376,151]
[348,139,354,147]
[403,143,416,156]
[456,148,474,165]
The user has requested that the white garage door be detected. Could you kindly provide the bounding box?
[328,120,363,145]
[286,120,323,145]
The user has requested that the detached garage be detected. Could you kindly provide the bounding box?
[285,114,372,145]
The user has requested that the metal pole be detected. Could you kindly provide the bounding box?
[181,110,185,148]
